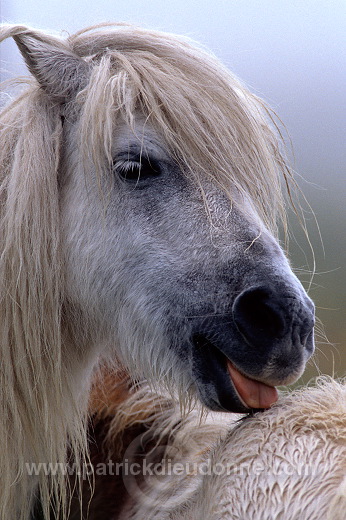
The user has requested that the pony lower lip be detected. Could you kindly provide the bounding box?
[226,360,278,410]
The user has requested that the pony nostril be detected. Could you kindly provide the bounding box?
[301,329,315,353]
[232,287,287,347]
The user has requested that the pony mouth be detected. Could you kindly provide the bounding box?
[226,360,278,410]
[192,334,278,412]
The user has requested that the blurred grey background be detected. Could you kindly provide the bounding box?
[1,0,345,382]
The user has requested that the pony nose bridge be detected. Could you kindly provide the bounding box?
[232,285,315,351]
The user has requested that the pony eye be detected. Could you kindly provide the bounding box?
[114,157,161,182]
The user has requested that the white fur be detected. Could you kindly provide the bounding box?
[123,378,346,520]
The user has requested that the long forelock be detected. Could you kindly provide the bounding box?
[69,24,292,236]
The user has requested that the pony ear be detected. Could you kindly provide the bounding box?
[13,33,90,102]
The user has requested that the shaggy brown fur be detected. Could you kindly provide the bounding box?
[69,370,179,519]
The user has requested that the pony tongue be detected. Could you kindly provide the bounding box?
[227,361,278,409]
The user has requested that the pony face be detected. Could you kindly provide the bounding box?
[7,26,315,415]
[60,112,314,413]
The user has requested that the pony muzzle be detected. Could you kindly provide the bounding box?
[190,284,315,413]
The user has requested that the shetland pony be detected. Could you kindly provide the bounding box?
[0,23,314,519]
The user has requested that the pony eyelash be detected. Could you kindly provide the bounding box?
[113,157,161,182]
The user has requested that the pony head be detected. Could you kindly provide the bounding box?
[0,23,315,518]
